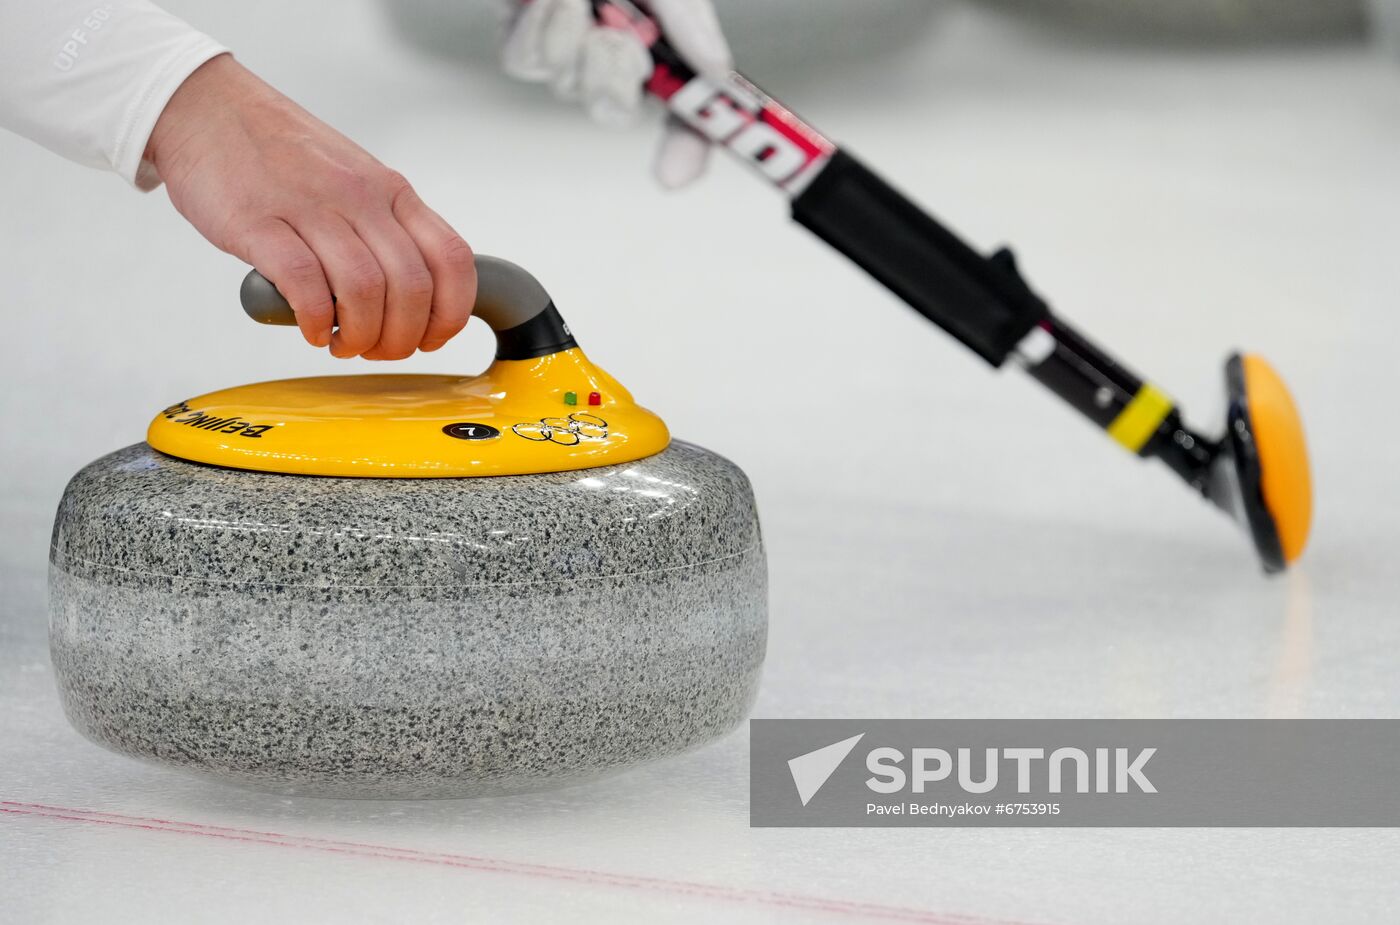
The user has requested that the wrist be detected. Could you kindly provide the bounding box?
[144,53,248,181]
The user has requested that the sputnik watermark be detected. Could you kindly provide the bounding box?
[751,719,1400,827]
[864,746,1156,794]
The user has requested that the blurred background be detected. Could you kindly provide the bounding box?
[4,0,1398,567]
[390,0,1400,70]
[4,3,1400,923]
[7,0,1397,585]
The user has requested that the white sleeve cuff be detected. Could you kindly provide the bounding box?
[0,1,228,190]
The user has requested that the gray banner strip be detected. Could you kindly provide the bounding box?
[750,719,1400,827]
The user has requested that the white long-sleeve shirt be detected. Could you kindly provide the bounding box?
[0,1,226,190]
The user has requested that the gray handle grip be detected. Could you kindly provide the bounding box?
[239,255,578,361]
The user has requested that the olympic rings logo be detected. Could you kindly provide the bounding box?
[512,413,608,446]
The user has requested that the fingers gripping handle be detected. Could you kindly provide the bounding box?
[239,256,579,361]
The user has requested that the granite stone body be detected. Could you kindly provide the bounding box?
[49,441,766,798]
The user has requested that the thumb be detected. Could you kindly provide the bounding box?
[654,115,711,189]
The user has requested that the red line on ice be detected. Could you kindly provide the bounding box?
[1,800,1048,925]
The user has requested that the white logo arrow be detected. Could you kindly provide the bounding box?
[788,733,866,806]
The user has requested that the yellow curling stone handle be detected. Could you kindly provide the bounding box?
[147,257,670,477]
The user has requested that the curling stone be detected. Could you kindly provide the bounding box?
[48,257,766,799]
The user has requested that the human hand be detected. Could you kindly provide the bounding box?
[144,53,476,358]
[500,0,732,189]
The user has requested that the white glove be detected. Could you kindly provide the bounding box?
[500,0,732,188]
